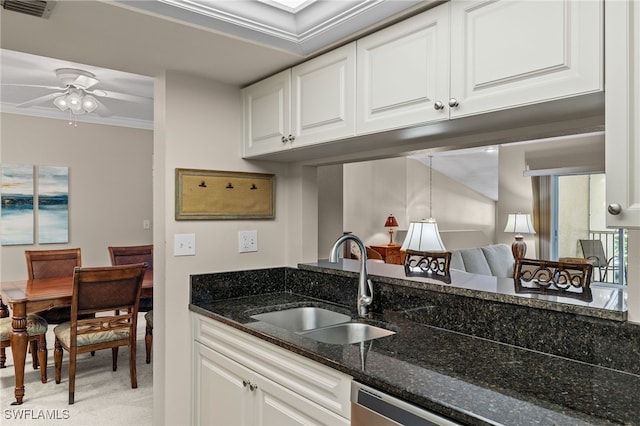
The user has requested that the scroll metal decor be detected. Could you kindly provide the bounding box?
[514,258,593,301]
[403,249,452,284]
[175,168,275,220]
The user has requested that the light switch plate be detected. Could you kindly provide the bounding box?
[238,230,258,253]
[174,233,196,256]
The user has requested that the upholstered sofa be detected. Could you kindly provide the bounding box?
[449,244,515,278]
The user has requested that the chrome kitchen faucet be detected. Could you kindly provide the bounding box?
[329,234,373,317]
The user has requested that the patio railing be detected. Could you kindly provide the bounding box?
[587,229,627,284]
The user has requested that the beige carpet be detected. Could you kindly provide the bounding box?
[1,314,152,425]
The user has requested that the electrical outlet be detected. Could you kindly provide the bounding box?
[238,230,258,253]
[174,233,196,256]
[143,219,151,230]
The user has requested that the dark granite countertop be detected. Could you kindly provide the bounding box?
[301,260,628,322]
[190,290,639,425]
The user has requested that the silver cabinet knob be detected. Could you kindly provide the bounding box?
[608,203,622,215]
[288,134,295,142]
[281,136,288,144]
[448,98,459,108]
[242,380,250,388]
[434,101,444,110]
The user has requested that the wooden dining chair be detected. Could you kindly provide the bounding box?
[53,263,147,404]
[108,245,154,363]
[25,248,82,324]
[0,314,49,383]
[108,245,153,312]
[144,310,152,364]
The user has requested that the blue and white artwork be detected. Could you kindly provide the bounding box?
[1,164,35,245]
[38,166,69,244]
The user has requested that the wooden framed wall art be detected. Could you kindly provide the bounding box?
[175,168,275,220]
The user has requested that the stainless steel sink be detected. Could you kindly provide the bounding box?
[300,322,395,345]
[250,307,351,332]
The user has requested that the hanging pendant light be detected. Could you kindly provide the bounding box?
[401,155,451,279]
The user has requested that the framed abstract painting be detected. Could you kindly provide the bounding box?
[1,163,35,245]
[38,165,69,244]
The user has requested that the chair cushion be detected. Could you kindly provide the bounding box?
[0,314,48,341]
[54,322,129,347]
[145,310,153,328]
[482,244,515,278]
[458,248,493,275]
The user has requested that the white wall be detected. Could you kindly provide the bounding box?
[0,113,153,281]
[155,71,318,425]
[317,164,344,256]
[342,157,496,249]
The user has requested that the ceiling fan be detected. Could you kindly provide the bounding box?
[4,68,151,117]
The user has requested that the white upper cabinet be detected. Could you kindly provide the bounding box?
[356,3,450,135]
[291,43,356,148]
[243,69,291,157]
[605,0,640,229]
[243,43,356,158]
[242,1,605,160]
[449,0,603,118]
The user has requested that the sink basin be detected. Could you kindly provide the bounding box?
[300,322,395,345]
[250,307,351,332]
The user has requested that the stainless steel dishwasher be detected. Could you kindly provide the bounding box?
[351,382,461,426]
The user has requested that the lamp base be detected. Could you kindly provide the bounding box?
[511,235,527,259]
[388,229,394,245]
[403,249,451,282]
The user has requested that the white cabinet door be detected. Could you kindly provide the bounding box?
[243,69,291,157]
[193,342,251,426]
[291,43,356,148]
[449,0,603,118]
[256,374,350,426]
[356,3,450,135]
[193,314,352,425]
[605,0,640,228]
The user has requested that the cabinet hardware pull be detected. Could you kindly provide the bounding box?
[608,203,622,215]
[288,134,295,142]
[281,136,288,143]
[448,98,459,108]
[249,383,258,391]
[242,380,250,388]
[433,101,444,110]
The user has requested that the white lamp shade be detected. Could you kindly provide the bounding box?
[81,95,98,113]
[504,213,536,235]
[401,220,447,252]
[53,95,69,111]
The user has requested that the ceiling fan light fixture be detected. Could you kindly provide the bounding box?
[82,95,98,113]
[53,95,68,111]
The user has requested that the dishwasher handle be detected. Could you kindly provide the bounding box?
[351,382,461,426]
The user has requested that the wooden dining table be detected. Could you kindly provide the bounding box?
[0,269,153,405]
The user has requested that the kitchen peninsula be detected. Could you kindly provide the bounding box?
[190,261,639,425]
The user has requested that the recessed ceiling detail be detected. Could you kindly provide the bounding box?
[116,0,425,55]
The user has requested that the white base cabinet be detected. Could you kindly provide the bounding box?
[192,314,351,426]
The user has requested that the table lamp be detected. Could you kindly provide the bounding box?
[384,214,399,244]
[504,213,536,259]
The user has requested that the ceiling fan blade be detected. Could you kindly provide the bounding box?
[16,92,67,108]
[1,83,67,91]
[93,98,113,117]
[86,89,152,104]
